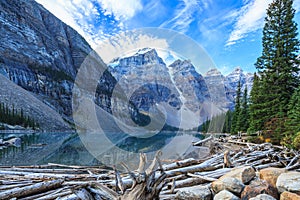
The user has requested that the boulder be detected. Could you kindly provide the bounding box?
[260,167,286,188]
[249,194,277,200]
[220,166,256,184]
[214,190,240,200]
[175,185,212,200]
[212,177,244,195]
[277,172,300,194]
[280,191,300,200]
[241,179,278,200]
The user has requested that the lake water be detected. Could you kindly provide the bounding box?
[0,131,207,168]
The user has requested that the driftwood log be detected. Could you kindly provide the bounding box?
[0,135,299,199]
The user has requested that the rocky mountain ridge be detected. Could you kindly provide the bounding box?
[110,49,253,109]
[108,48,253,129]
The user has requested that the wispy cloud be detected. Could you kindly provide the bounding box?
[96,0,143,20]
[97,31,169,63]
[160,0,201,33]
[36,0,142,48]
[36,0,103,48]
[202,0,212,9]
[226,0,272,46]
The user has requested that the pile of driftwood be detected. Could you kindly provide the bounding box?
[0,136,299,200]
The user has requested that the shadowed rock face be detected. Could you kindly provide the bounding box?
[0,0,92,117]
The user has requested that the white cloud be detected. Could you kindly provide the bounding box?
[96,31,169,63]
[202,0,212,9]
[160,0,200,33]
[36,0,138,49]
[96,0,143,20]
[36,0,104,48]
[226,0,272,46]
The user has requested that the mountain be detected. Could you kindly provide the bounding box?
[0,0,96,129]
[0,0,118,130]
[0,0,93,116]
[109,49,254,129]
[109,49,183,128]
[108,49,251,129]
[204,67,254,110]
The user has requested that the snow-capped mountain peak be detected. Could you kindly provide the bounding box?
[205,68,223,77]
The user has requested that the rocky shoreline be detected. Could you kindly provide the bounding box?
[176,166,300,200]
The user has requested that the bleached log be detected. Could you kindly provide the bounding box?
[170,179,176,194]
[20,188,72,200]
[165,174,187,183]
[114,166,125,194]
[146,151,162,175]
[62,181,90,187]
[232,151,244,160]
[0,179,63,200]
[162,158,198,171]
[286,161,300,170]
[245,154,269,164]
[73,188,94,200]
[193,136,213,146]
[248,159,271,167]
[89,182,118,199]
[0,183,33,191]
[286,155,299,168]
[165,154,224,177]
[160,193,176,200]
[166,177,208,189]
[187,173,217,182]
[36,190,73,200]
[195,167,231,179]
[56,193,80,200]
[255,161,284,170]
[0,170,82,179]
[0,167,107,174]
[137,153,146,173]
[0,180,36,185]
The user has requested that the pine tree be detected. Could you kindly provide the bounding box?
[249,73,262,132]
[283,86,300,146]
[231,80,242,134]
[222,110,233,133]
[239,86,249,132]
[251,0,300,139]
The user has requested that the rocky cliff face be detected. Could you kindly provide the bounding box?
[0,0,92,119]
[108,49,237,129]
[204,67,254,110]
[168,60,210,112]
[108,49,254,127]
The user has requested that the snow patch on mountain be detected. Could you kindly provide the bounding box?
[156,49,185,66]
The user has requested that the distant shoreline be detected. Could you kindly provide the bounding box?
[0,130,75,134]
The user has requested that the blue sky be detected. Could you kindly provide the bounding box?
[36,0,300,75]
